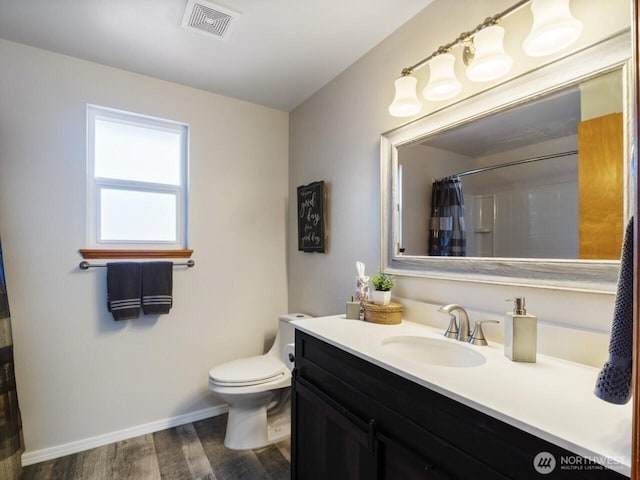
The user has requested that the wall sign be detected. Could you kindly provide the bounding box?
[297,181,326,253]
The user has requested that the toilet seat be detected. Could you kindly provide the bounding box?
[209,355,287,387]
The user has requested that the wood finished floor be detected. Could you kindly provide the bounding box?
[21,414,291,480]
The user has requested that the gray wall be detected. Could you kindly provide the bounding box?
[0,39,289,459]
[288,0,629,350]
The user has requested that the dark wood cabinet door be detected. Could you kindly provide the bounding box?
[292,377,378,480]
[377,433,450,480]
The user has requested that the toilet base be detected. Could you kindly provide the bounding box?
[266,400,291,445]
[222,388,291,450]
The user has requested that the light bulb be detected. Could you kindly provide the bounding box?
[466,25,513,82]
[423,53,462,101]
[523,0,583,57]
[389,75,422,117]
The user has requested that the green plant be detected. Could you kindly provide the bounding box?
[371,269,395,291]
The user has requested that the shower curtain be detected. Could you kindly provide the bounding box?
[0,241,23,480]
[428,177,466,256]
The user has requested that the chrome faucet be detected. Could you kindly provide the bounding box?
[438,304,470,342]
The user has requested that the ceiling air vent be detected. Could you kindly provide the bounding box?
[181,0,241,41]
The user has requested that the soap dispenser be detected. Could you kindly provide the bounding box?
[504,297,537,363]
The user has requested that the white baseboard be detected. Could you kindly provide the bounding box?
[21,404,229,466]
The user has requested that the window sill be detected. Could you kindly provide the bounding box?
[79,249,193,259]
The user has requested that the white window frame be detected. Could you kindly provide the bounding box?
[86,105,189,249]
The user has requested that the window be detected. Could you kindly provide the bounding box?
[87,105,188,250]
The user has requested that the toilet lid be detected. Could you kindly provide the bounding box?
[209,355,287,386]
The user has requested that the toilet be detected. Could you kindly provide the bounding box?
[208,313,311,450]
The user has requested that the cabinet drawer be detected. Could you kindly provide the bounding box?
[295,331,626,479]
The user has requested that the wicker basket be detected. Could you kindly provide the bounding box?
[363,301,403,325]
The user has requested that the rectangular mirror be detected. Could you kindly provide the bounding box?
[381,33,632,293]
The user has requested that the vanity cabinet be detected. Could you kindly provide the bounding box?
[291,331,626,479]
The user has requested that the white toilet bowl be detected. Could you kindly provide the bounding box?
[208,313,311,450]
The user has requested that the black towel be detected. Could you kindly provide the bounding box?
[594,217,634,404]
[141,262,173,315]
[107,262,141,321]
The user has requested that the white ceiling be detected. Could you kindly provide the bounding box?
[0,0,433,111]
[421,86,581,158]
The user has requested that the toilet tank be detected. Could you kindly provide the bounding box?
[268,313,312,360]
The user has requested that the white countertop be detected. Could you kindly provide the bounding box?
[292,315,633,476]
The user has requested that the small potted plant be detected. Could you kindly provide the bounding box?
[370,269,395,306]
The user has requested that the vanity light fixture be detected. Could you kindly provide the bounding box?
[388,71,422,117]
[423,52,462,101]
[523,0,583,56]
[465,25,513,82]
[388,0,582,117]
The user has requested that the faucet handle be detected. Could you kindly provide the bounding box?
[443,314,459,339]
[468,320,499,346]
[439,304,460,339]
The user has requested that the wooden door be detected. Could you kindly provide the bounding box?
[578,112,624,259]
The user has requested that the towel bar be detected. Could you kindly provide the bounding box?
[79,260,195,270]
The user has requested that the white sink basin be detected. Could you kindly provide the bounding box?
[381,336,486,368]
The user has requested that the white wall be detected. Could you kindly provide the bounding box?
[0,39,289,458]
[288,0,630,365]
[493,182,578,258]
[581,69,624,120]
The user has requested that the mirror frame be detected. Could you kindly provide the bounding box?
[380,32,632,294]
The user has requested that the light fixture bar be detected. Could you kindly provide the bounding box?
[390,0,582,117]
[399,0,530,77]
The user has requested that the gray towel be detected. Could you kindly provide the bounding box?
[594,217,634,404]
[107,262,141,321]
[141,262,173,315]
